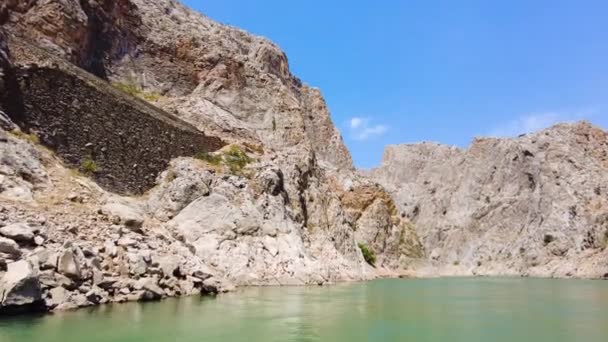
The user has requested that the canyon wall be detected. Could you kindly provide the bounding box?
[368,122,608,278]
[0,0,422,314]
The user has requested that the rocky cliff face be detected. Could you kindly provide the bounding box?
[0,0,422,313]
[368,122,608,279]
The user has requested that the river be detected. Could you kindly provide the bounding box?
[1,277,607,341]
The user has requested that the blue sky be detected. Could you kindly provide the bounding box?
[184,0,608,168]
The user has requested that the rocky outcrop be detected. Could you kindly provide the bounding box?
[368,122,608,278]
[0,0,424,314]
[2,0,352,170]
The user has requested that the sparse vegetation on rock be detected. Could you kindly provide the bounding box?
[358,243,376,266]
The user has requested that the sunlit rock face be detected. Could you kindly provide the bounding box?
[368,122,608,278]
[0,0,424,313]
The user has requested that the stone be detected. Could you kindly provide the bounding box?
[100,199,145,232]
[158,255,180,278]
[0,260,43,309]
[133,277,164,300]
[57,250,82,280]
[0,237,21,257]
[39,251,58,271]
[117,237,138,248]
[192,269,213,281]
[96,277,119,291]
[201,277,234,294]
[103,240,118,258]
[127,253,147,275]
[34,236,45,246]
[0,223,36,243]
[47,286,71,308]
[85,287,106,304]
[178,278,196,295]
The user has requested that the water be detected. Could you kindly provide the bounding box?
[1,278,608,342]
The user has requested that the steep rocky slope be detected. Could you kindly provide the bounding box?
[0,0,422,313]
[368,122,608,279]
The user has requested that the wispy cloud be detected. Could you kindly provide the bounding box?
[487,110,594,137]
[347,116,388,141]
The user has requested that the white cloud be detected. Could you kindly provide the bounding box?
[350,117,363,129]
[347,116,388,141]
[487,111,593,138]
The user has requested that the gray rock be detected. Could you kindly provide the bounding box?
[0,223,36,243]
[368,122,608,278]
[103,240,118,258]
[127,253,147,276]
[0,260,43,309]
[158,255,180,278]
[57,250,82,279]
[100,198,145,232]
[133,277,164,300]
[0,237,21,257]
[34,236,45,246]
[146,159,213,221]
[47,286,71,308]
[201,277,234,294]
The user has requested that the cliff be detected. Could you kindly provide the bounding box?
[368,122,608,278]
[0,0,422,313]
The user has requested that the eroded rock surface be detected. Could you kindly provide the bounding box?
[368,122,608,278]
[0,0,423,314]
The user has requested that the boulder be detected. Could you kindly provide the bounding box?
[0,260,43,310]
[146,159,213,221]
[133,277,164,300]
[127,253,147,275]
[0,237,21,257]
[201,277,235,294]
[192,269,213,281]
[57,250,82,279]
[103,240,118,257]
[100,199,145,232]
[0,223,36,243]
[158,255,180,278]
[47,286,71,308]
[85,286,106,304]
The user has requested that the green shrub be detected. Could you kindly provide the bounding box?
[358,243,376,267]
[223,145,252,173]
[113,82,140,97]
[10,130,40,144]
[80,158,98,174]
[113,82,161,102]
[195,151,222,165]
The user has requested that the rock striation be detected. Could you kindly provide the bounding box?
[368,122,608,279]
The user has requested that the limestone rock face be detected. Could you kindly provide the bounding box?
[0,0,425,314]
[2,0,352,170]
[368,122,608,278]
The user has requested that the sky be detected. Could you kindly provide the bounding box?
[183,0,608,168]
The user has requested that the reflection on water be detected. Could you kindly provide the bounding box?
[1,278,607,342]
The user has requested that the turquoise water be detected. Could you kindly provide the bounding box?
[1,278,607,341]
